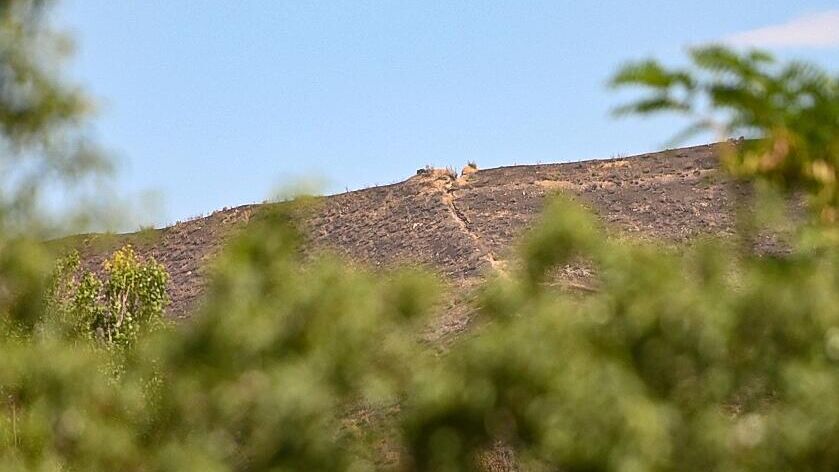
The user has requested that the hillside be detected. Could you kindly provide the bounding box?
[76,142,740,328]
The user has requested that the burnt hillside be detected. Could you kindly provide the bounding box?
[76,143,739,322]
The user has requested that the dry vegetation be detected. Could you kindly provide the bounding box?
[74,143,741,335]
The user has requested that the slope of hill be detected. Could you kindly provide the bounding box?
[75,143,739,325]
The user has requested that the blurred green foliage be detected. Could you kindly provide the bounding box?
[3,206,438,470]
[403,199,839,471]
[611,45,838,224]
[0,0,109,233]
[0,0,83,143]
[8,201,837,471]
[0,1,838,470]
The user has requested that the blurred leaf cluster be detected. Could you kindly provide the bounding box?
[402,199,838,471]
[612,46,838,223]
[1,1,838,470]
[3,205,438,470]
[4,202,838,470]
[0,0,104,339]
[0,0,109,234]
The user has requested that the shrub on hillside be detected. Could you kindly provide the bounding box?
[47,246,168,348]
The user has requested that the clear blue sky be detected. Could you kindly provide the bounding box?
[55,1,838,229]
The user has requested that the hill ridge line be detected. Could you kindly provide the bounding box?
[76,142,733,319]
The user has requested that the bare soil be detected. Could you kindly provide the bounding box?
[72,142,762,471]
[75,142,744,324]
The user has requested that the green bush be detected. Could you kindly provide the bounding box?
[402,199,839,471]
[5,197,838,471]
[48,246,168,348]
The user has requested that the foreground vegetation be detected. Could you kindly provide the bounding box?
[1,1,837,470]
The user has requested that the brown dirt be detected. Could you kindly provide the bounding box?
[74,142,743,323]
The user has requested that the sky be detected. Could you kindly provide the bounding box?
[55,1,839,229]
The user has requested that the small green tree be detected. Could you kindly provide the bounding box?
[47,246,169,349]
[94,245,168,347]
